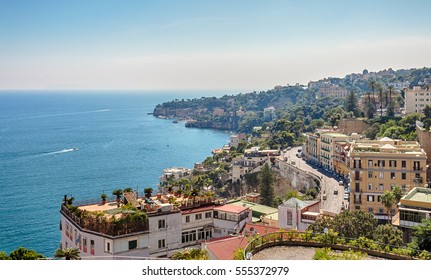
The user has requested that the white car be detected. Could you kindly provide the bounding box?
[344,193,349,200]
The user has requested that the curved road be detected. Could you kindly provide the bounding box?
[281,148,347,214]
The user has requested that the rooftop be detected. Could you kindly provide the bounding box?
[227,200,278,218]
[321,132,349,138]
[214,204,248,214]
[401,187,431,207]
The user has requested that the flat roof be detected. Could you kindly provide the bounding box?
[403,187,431,204]
[227,200,278,216]
[214,204,248,214]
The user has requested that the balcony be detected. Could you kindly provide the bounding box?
[414,177,423,184]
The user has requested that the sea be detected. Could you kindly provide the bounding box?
[0,90,231,257]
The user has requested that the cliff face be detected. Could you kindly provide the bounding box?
[185,120,234,130]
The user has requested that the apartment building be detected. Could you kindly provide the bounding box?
[393,187,431,242]
[60,193,250,259]
[348,138,427,222]
[320,132,350,171]
[317,85,348,99]
[405,86,431,114]
[306,132,321,165]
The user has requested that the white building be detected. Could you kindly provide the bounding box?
[278,198,321,231]
[405,86,431,114]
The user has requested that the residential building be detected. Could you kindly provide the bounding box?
[278,198,321,231]
[317,85,348,99]
[333,141,350,180]
[319,132,350,171]
[229,133,247,148]
[416,121,431,184]
[60,192,250,259]
[393,187,431,242]
[159,167,192,193]
[227,199,278,224]
[263,106,276,120]
[305,131,323,166]
[348,138,427,222]
[405,86,431,114]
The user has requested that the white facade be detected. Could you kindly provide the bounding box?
[405,86,431,114]
[148,210,182,257]
[212,205,252,238]
[278,198,320,231]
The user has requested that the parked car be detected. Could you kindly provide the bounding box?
[344,193,349,200]
[338,180,344,186]
[334,189,338,195]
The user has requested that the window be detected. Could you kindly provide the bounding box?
[213,211,218,218]
[378,195,382,202]
[286,211,293,225]
[185,215,190,223]
[379,208,384,214]
[368,160,373,167]
[414,161,421,171]
[158,239,166,249]
[402,185,406,192]
[367,195,374,202]
[379,184,384,191]
[182,231,197,243]
[195,213,202,220]
[402,161,406,168]
[391,172,395,179]
[105,241,111,253]
[379,172,384,179]
[368,172,373,178]
[378,160,385,167]
[158,219,166,229]
[389,160,397,168]
[83,237,87,253]
[128,240,137,250]
[90,240,95,255]
[198,228,212,240]
[402,173,406,180]
[368,183,373,191]
[205,212,212,218]
[368,208,374,213]
[355,183,360,192]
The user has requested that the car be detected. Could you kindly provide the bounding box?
[323,193,327,200]
[338,180,344,186]
[344,193,349,200]
[334,189,338,195]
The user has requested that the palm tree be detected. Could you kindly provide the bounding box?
[369,80,377,111]
[171,248,209,260]
[112,189,123,207]
[54,247,80,260]
[387,85,395,117]
[381,191,395,224]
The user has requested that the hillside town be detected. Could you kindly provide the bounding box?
[57,68,431,260]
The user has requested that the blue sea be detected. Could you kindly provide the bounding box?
[0,91,230,257]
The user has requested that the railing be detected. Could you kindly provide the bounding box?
[243,231,418,260]
[61,204,149,237]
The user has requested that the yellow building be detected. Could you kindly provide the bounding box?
[320,132,349,171]
[348,137,427,222]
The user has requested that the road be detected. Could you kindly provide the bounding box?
[281,147,347,214]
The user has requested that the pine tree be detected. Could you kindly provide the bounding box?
[344,90,359,117]
[259,163,275,206]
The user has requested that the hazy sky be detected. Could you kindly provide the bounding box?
[1,0,431,91]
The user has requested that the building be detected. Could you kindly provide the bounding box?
[348,138,427,222]
[60,192,250,259]
[306,132,321,166]
[317,85,348,99]
[333,141,350,180]
[416,121,431,184]
[229,133,247,148]
[227,199,278,224]
[319,132,350,171]
[278,198,321,231]
[159,167,192,193]
[263,106,276,120]
[405,86,431,114]
[393,187,431,242]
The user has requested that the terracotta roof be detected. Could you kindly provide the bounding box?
[243,223,280,235]
[214,204,248,214]
[205,236,248,260]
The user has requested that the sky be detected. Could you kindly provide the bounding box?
[1,0,431,92]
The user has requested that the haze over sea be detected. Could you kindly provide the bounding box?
[0,91,230,257]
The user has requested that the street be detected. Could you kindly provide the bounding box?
[281,147,346,214]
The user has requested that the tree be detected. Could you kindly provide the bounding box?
[9,247,45,260]
[171,248,209,260]
[424,104,431,119]
[258,163,275,206]
[381,191,395,223]
[409,218,431,252]
[0,251,11,260]
[344,90,359,117]
[310,210,377,239]
[387,85,395,117]
[54,247,81,260]
[373,224,403,247]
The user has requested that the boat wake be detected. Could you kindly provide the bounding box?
[44,148,79,155]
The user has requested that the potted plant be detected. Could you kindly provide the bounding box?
[112,189,123,208]
[144,187,153,198]
[101,193,107,205]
